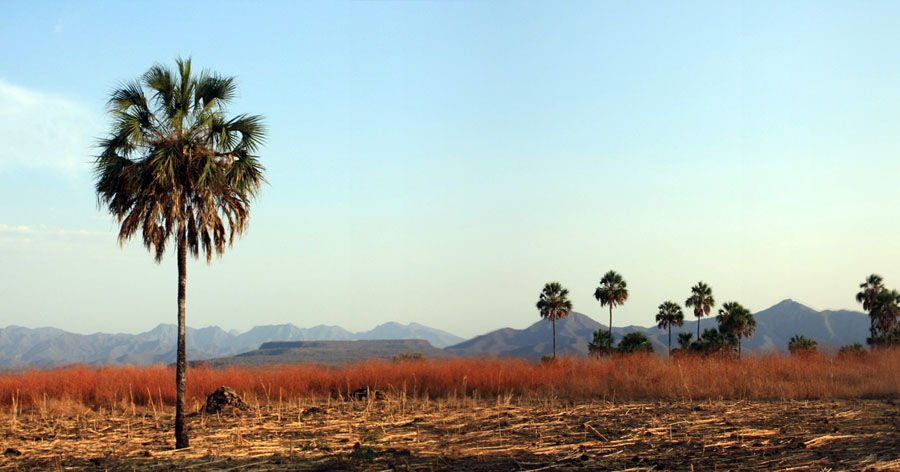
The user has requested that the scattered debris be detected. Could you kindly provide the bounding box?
[348,387,384,401]
[1,399,899,470]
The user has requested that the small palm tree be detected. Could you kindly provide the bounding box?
[594,271,628,352]
[716,301,755,358]
[685,282,715,342]
[588,329,613,357]
[869,289,900,348]
[856,274,885,340]
[788,334,817,355]
[94,58,265,449]
[617,332,654,354]
[677,331,694,350]
[536,282,572,359]
[655,301,684,355]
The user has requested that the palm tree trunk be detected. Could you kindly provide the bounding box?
[552,317,557,359]
[608,306,613,352]
[738,338,742,358]
[697,315,701,343]
[668,326,671,356]
[175,235,189,449]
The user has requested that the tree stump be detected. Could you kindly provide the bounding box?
[204,386,249,414]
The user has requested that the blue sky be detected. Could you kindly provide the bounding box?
[1,1,899,338]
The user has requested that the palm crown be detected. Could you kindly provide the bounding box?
[716,301,755,357]
[685,281,715,341]
[95,58,266,262]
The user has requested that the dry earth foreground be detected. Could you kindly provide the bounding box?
[2,397,899,471]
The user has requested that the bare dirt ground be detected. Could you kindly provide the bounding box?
[2,397,899,471]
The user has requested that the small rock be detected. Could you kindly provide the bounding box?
[204,386,249,414]
[3,448,21,457]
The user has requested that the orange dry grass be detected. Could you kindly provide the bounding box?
[1,350,897,409]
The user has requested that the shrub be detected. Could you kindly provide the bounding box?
[392,352,425,362]
[788,335,818,355]
[617,332,654,354]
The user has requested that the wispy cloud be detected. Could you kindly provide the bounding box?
[0,224,109,237]
[0,79,101,175]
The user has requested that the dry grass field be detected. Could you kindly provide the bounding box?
[1,352,899,471]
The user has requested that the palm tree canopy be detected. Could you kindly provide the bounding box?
[656,301,684,330]
[856,274,885,312]
[788,334,818,354]
[588,329,613,356]
[716,301,755,339]
[536,282,573,322]
[685,281,715,317]
[870,289,900,335]
[617,332,654,354]
[94,58,266,262]
[677,331,694,349]
[594,270,628,308]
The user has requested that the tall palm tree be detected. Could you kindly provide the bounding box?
[856,274,885,340]
[716,301,755,357]
[536,282,573,359]
[594,271,628,351]
[94,58,265,449]
[655,301,684,355]
[685,282,715,342]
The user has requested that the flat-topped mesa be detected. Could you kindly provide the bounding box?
[257,339,437,350]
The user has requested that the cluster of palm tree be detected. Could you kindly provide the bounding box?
[856,274,900,348]
[537,276,756,358]
[645,283,756,357]
[537,271,629,359]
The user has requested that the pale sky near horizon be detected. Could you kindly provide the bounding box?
[1,1,899,338]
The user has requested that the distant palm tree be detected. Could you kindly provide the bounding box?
[617,332,654,354]
[716,301,755,358]
[594,271,628,352]
[788,334,817,355]
[588,329,613,357]
[536,282,573,359]
[856,274,885,340]
[677,331,694,350]
[655,301,684,355]
[869,289,900,347]
[685,282,715,342]
[94,58,266,449]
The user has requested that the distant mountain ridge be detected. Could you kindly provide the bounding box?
[0,321,464,368]
[0,300,871,367]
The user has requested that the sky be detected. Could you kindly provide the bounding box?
[1,1,899,339]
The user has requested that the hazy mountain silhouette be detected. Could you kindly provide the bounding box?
[0,300,870,367]
[0,322,463,368]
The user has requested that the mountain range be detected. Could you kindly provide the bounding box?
[0,299,871,367]
[0,322,463,368]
